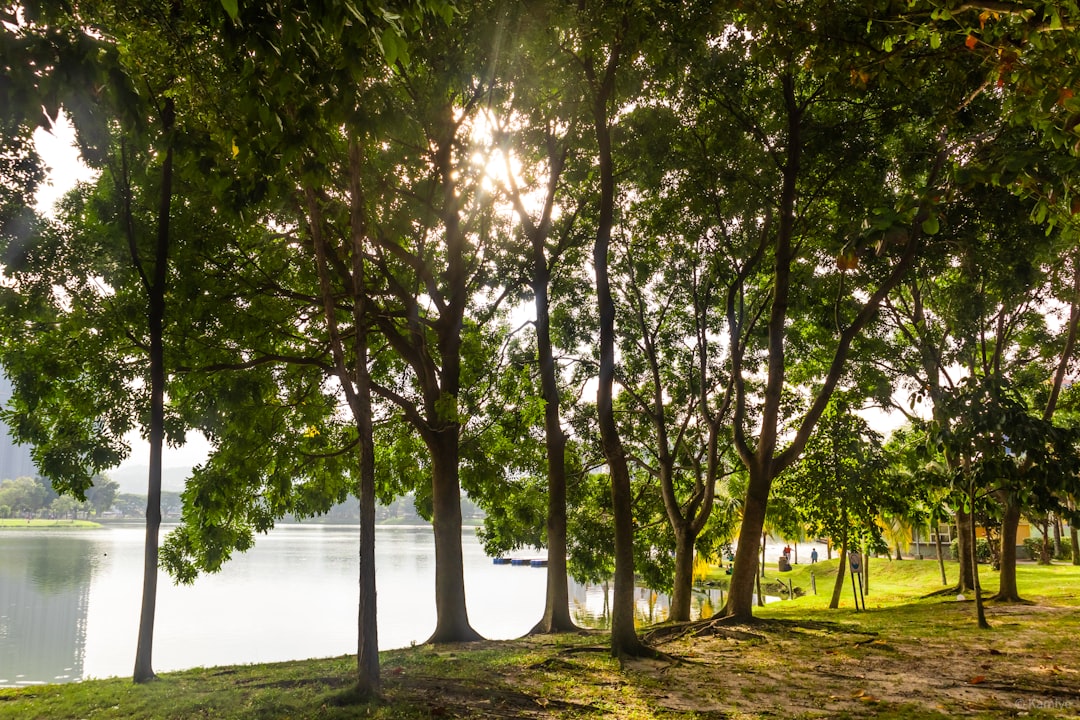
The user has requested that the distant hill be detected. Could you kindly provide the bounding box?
[106,465,192,494]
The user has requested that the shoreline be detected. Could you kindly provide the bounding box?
[0,519,102,529]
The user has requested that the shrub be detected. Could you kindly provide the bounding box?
[1022,536,1072,562]
[950,537,992,563]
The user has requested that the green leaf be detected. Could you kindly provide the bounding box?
[220,0,239,21]
[921,215,940,235]
[381,26,399,65]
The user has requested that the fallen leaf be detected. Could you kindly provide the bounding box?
[969,676,986,684]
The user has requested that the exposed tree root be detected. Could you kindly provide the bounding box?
[526,619,592,636]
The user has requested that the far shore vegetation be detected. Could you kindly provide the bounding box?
[0,518,101,529]
[3,559,1078,719]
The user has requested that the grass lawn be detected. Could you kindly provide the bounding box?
[1,558,1078,719]
[0,518,101,529]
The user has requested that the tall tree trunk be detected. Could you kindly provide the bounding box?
[1039,520,1052,564]
[669,527,696,622]
[587,42,649,659]
[722,470,768,620]
[426,432,481,643]
[529,245,577,634]
[1053,514,1063,559]
[309,138,382,694]
[1071,523,1079,566]
[829,545,847,609]
[968,487,989,629]
[935,525,948,586]
[133,101,174,683]
[760,532,766,578]
[355,398,378,694]
[349,138,379,696]
[956,508,975,592]
[1070,498,1079,566]
[994,497,1022,602]
[862,545,869,596]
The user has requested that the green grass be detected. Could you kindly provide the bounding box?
[2,559,1079,719]
[0,518,101,529]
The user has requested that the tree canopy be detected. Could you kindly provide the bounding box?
[4,0,1080,683]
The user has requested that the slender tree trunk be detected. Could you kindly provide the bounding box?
[994,497,1022,602]
[669,527,696,622]
[587,43,649,659]
[1070,499,1079,566]
[529,260,577,634]
[349,139,379,696]
[829,545,847,609]
[862,545,869,596]
[1053,514,1063,559]
[760,532,766,578]
[935,526,947,586]
[356,406,378,693]
[956,508,975,592]
[968,488,989,629]
[133,102,174,684]
[134,382,163,684]
[426,432,481,644]
[1039,520,1052,564]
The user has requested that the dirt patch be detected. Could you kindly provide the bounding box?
[365,602,1080,718]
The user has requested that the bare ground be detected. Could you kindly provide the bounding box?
[378,602,1080,719]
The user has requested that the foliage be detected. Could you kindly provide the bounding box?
[950,537,993,564]
[776,401,893,553]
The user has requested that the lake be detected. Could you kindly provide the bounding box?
[0,524,733,686]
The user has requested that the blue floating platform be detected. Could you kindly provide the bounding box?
[529,559,548,568]
[510,558,530,566]
[492,557,511,565]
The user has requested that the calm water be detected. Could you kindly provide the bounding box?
[0,524,728,686]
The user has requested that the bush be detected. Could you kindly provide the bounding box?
[950,537,992,563]
[1022,536,1072,562]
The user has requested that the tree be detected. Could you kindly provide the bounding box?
[479,12,596,630]
[777,402,890,609]
[0,0,217,681]
[612,219,732,622]
[934,376,1080,627]
[671,4,968,621]
[0,476,47,515]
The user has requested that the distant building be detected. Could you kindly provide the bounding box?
[0,374,39,481]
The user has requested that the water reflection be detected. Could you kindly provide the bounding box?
[1,525,775,686]
[0,533,100,685]
[569,581,726,629]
